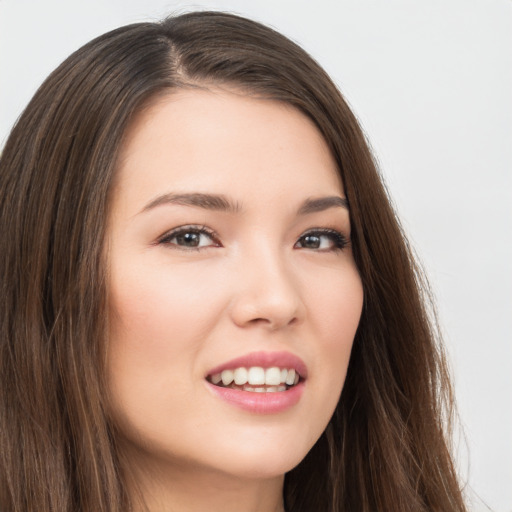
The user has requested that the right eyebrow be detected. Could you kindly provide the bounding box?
[297,196,349,215]
[139,192,242,215]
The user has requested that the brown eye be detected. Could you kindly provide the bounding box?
[301,234,322,249]
[295,229,348,251]
[159,226,220,250]
[175,231,203,247]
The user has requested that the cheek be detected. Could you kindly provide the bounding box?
[330,273,363,367]
[105,255,237,421]
[307,261,363,344]
[306,266,363,398]
[108,259,225,357]
[106,263,221,421]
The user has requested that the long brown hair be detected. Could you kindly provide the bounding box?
[0,11,466,512]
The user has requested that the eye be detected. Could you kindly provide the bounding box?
[158,225,220,250]
[294,229,348,252]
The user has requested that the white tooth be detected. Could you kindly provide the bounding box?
[280,368,288,384]
[266,386,278,392]
[294,373,299,385]
[234,367,248,385]
[285,369,296,386]
[254,387,265,393]
[265,367,281,386]
[247,367,265,385]
[244,385,255,392]
[221,369,234,386]
[278,385,286,391]
[211,373,222,384]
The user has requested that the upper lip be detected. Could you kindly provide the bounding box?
[206,351,308,379]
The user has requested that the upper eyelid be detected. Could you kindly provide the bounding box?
[301,227,344,234]
[299,227,349,239]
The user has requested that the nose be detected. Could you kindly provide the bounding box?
[229,247,305,331]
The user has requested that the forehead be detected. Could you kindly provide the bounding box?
[114,88,343,213]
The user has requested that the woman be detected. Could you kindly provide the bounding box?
[0,11,467,512]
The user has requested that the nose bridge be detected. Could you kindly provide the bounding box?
[230,239,303,329]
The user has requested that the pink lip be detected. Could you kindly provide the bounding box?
[205,351,307,414]
[206,380,305,414]
[206,351,308,378]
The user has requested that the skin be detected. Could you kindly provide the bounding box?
[107,88,364,512]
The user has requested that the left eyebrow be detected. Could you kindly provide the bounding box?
[297,196,349,215]
[139,192,241,214]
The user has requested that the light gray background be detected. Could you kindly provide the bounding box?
[1,1,510,510]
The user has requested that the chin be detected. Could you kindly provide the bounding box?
[214,456,303,481]
[201,430,316,480]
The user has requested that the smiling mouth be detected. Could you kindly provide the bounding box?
[206,366,301,393]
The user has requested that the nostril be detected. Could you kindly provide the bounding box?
[245,315,299,331]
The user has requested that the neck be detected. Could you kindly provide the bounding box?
[122,452,286,512]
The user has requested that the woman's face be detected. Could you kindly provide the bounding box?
[107,89,363,480]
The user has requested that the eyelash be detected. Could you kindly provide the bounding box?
[157,225,349,252]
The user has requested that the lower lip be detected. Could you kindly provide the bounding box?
[206,381,305,414]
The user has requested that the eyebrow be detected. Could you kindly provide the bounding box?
[297,196,349,215]
[139,192,348,215]
[140,192,241,214]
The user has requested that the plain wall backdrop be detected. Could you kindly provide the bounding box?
[1,0,511,510]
